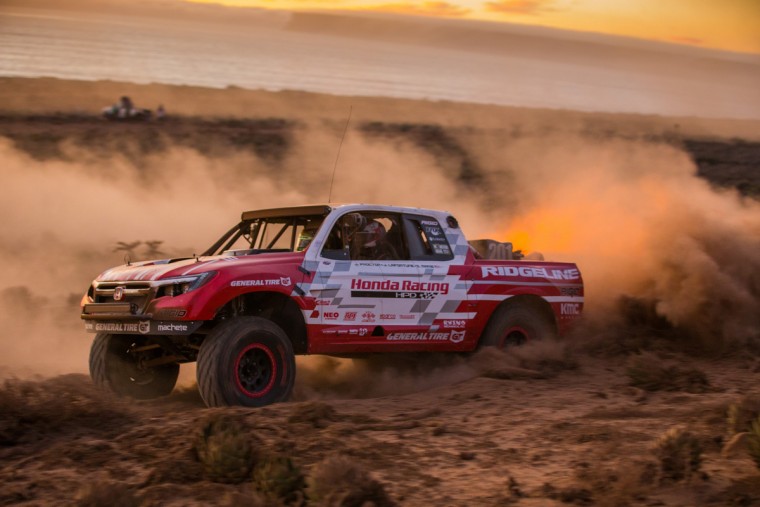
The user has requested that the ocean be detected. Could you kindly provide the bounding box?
[1,7,759,119]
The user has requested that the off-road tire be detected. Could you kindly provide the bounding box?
[196,317,295,407]
[89,333,179,399]
[481,304,557,348]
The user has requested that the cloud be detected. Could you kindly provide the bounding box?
[484,0,554,15]
[366,1,471,17]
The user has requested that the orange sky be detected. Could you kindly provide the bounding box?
[186,0,760,54]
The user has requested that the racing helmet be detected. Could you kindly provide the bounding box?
[361,220,387,248]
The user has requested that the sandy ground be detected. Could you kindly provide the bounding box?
[1,78,759,506]
[2,350,759,506]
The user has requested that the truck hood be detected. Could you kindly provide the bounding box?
[95,252,305,283]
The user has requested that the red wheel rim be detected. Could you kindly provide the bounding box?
[234,343,277,398]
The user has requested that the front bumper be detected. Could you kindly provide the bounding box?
[82,318,203,335]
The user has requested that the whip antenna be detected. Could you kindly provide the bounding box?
[328,106,352,203]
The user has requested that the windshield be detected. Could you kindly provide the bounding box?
[203,214,326,256]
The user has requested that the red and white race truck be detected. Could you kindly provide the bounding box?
[81,204,583,407]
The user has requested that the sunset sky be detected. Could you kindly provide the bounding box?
[186,0,760,54]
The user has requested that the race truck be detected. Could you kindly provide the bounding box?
[81,204,584,407]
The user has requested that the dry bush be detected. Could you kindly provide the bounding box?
[252,454,306,505]
[74,480,140,507]
[727,394,760,436]
[194,413,258,484]
[307,455,395,507]
[573,460,658,507]
[654,428,702,482]
[0,375,132,446]
[626,353,709,393]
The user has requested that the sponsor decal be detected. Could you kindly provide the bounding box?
[481,266,580,281]
[420,220,439,226]
[86,320,200,334]
[324,312,339,320]
[351,279,450,294]
[443,319,466,328]
[561,303,581,315]
[450,330,465,343]
[231,277,291,287]
[345,311,357,321]
[157,323,189,332]
[380,314,397,320]
[113,286,125,301]
[395,292,438,300]
[346,328,369,337]
[361,311,376,322]
[399,314,415,320]
[560,286,583,297]
[315,299,332,306]
[92,322,141,333]
[350,278,449,299]
[432,244,451,255]
[386,330,465,343]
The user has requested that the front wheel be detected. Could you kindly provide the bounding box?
[89,333,179,399]
[480,304,557,348]
[196,317,295,407]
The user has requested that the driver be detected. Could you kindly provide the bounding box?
[354,220,398,260]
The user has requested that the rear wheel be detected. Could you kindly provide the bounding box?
[89,333,179,399]
[481,304,557,349]
[196,317,295,407]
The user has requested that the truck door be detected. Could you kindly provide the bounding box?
[305,211,403,353]
[385,213,472,349]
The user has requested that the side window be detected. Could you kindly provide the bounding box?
[321,212,408,261]
[404,215,454,261]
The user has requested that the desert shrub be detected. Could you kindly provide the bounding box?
[655,428,702,482]
[626,354,709,393]
[252,454,306,505]
[747,416,760,470]
[307,455,395,507]
[194,414,258,484]
[74,481,139,507]
[727,395,760,436]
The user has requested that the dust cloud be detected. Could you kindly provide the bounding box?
[1,121,758,380]
[0,129,484,378]
[483,134,760,348]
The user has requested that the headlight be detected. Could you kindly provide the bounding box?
[154,271,216,298]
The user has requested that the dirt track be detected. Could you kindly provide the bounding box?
[1,78,759,506]
[2,349,759,506]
